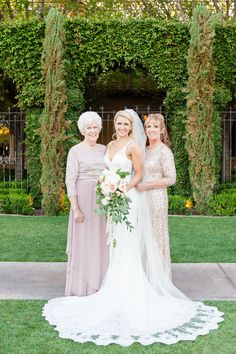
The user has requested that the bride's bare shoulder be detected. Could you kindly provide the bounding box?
[127,140,142,155]
[106,141,114,149]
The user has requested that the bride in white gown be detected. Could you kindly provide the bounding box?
[43,109,223,346]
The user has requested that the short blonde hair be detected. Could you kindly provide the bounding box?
[145,113,170,146]
[77,111,102,134]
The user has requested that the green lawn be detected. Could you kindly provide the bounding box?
[0,215,67,262]
[169,216,236,262]
[0,300,235,354]
[0,214,235,262]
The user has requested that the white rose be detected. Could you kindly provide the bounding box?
[101,198,109,206]
[109,171,120,183]
[101,182,111,196]
[102,169,109,176]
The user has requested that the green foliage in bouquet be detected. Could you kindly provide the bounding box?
[96,188,133,228]
[95,169,133,247]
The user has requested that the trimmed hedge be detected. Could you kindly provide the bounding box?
[0,180,27,190]
[59,193,70,215]
[168,189,236,216]
[168,194,192,215]
[0,193,34,215]
[208,191,236,216]
[0,188,26,195]
[1,188,234,216]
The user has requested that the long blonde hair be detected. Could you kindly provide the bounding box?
[144,113,170,147]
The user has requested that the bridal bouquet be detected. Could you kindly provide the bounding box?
[95,168,133,247]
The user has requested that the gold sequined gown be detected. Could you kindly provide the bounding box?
[143,143,176,277]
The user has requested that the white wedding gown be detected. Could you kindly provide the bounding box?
[43,145,224,346]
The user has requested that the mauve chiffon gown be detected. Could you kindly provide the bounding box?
[65,142,109,296]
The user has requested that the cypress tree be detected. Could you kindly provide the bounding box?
[39,8,68,215]
[186,5,218,211]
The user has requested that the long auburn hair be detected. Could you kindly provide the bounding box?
[144,113,170,147]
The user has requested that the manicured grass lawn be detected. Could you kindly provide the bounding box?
[0,300,235,354]
[169,216,236,263]
[0,214,235,262]
[0,215,67,262]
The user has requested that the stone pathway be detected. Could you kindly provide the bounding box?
[0,262,236,300]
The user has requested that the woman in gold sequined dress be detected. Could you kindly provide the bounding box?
[136,113,175,277]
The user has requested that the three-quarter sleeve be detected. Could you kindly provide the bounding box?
[160,147,176,187]
[65,147,79,197]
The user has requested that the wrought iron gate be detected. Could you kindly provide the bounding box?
[222,107,236,182]
[0,110,25,186]
[0,107,235,186]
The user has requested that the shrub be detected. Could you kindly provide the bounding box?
[39,9,68,216]
[0,188,26,195]
[0,180,27,190]
[186,5,218,210]
[59,193,70,215]
[208,192,236,216]
[0,193,34,215]
[168,190,236,216]
[25,108,42,209]
[168,194,192,215]
[218,182,236,192]
[221,188,236,195]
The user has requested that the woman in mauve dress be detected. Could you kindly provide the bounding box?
[65,111,109,296]
[137,113,176,278]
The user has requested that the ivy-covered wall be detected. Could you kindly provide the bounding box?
[0,18,192,109]
[214,23,236,90]
[0,17,235,202]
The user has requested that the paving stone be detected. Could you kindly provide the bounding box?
[0,262,236,300]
